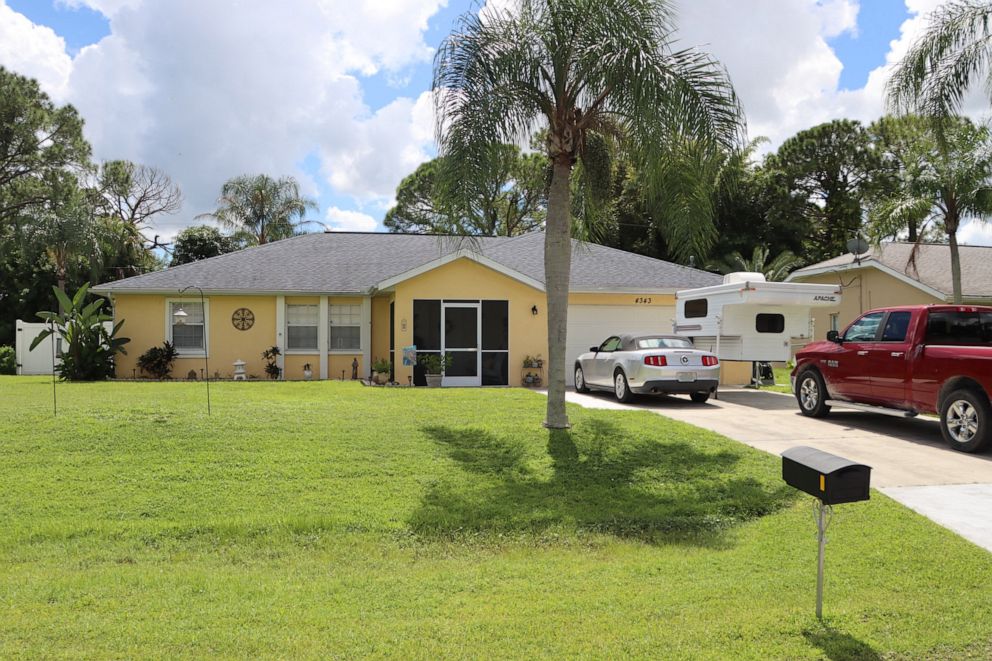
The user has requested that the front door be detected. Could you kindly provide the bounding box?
[442,302,481,386]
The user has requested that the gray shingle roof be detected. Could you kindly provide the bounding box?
[92,231,721,294]
[789,242,992,299]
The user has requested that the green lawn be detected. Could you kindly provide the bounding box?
[1,377,990,659]
[763,366,795,394]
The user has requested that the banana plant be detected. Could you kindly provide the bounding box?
[30,283,130,380]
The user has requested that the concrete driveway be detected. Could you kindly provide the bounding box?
[561,387,992,552]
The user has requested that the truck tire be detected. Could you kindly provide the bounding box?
[940,389,992,453]
[796,369,831,418]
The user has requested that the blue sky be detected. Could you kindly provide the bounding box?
[11,0,982,242]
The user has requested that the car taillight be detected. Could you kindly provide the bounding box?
[702,356,719,367]
[644,355,667,367]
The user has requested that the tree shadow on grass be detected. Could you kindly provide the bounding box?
[409,418,795,546]
[803,626,881,661]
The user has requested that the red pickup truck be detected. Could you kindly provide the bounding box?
[792,305,992,453]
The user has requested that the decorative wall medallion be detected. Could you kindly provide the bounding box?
[232,307,255,331]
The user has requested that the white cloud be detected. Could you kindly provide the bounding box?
[0,0,444,236]
[325,206,378,232]
[0,1,73,99]
[958,221,992,247]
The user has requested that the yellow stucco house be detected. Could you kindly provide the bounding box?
[787,241,992,341]
[92,231,726,386]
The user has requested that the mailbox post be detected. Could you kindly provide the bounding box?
[781,446,871,619]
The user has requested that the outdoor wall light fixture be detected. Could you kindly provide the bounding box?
[531,305,539,316]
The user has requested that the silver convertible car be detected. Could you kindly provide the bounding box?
[574,334,720,403]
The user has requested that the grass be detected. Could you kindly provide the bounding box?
[1,376,991,659]
[759,366,795,394]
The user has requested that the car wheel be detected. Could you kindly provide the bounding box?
[796,369,831,418]
[690,391,710,404]
[614,369,634,403]
[574,365,589,393]
[940,389,992,453]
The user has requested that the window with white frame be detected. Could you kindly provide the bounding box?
[287,304,319,351]
[170,301,205,353]
[329,304,361,351]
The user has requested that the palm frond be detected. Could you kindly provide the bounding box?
[887,0,992,116]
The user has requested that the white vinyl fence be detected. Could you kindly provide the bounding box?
[14,320,112,375]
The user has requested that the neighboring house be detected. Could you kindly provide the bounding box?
[92,231,742,385]
[787,242,992,340]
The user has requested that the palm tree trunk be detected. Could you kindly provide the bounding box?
[948,225,963,304]
[544,156,573,429]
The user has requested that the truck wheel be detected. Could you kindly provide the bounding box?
[940,389,992,453]
[690,391,711,404]
[796,369,831,418]
[614,369,634,403]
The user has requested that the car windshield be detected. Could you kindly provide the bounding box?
[636,337,693,349]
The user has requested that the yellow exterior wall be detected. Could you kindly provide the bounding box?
[568,293,676,307]
[371,295,393,368]
[791,268,941,340]
[112,294,276,379]
[390,258,547,385]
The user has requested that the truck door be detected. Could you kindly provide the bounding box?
[867,310,913,406]
[825,311,884,401]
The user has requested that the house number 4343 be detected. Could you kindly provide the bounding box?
[634,297,652,304]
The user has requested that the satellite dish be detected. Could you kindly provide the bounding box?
[846,237,869,256]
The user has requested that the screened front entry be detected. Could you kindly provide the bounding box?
[413,300,509,386]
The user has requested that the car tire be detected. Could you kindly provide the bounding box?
[614,369,634,403]
[796,369,831,418]
[690,391,711,404]
[940,389,992,454]
[574,365,589,393]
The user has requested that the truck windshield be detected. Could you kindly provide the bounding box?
[925,311,992,346]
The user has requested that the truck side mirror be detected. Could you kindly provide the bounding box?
[826,330,841,344]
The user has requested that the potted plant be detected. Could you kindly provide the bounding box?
[262,346,282,380]
[522,354,544,369]
[372,357,391,385]
[303,362,313,381]
[418,353,451,388]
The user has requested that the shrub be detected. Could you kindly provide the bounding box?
[372,357,392,373]
[262,346,282,380]
[0,345,15,375]
[31,284,130,381]
[137,341,178,379]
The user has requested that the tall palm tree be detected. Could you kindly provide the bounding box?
[435,0,743,428]
[198,174,318,245]
[868,117,992,303]
[887,1,992,117]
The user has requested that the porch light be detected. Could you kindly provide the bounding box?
[531,305,538,316]
[173,306,188,325]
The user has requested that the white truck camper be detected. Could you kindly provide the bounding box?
[674,272,842,369]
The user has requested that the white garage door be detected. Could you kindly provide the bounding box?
[564,305,676,385]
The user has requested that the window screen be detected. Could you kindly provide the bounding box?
[287,304,318,350]
[171,302,204,351]
[413,300,441,350]
[755,313,785,334]
[684,299,708,318]
[329,304,361,351]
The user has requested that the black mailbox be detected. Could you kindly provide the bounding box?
[782,446,871,505]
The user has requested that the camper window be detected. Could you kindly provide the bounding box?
[685,299,708,318]
[755,313,785,334]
